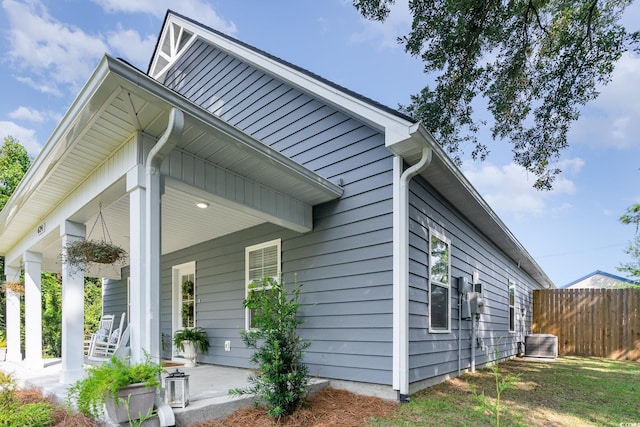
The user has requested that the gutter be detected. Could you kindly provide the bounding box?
[393,138,432,401]
[137,107,184,363]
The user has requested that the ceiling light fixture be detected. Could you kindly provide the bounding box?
[196,201,209,209]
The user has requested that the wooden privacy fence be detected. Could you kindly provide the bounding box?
[532,289,640,361]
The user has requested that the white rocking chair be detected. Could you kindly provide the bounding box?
[85,312,128,362]
[83,313,115,357]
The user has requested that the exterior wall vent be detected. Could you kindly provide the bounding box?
[525,334,558,358]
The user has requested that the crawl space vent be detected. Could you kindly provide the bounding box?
[525,334,558,358]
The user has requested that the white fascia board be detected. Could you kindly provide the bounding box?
[160,13,415,146]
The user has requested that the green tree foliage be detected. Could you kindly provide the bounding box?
[0,136,31,212]
[83,277,104,337]
[353,0,639,189]
[230,278,310,419]
[40,274,64,357]
[618,203,640,280]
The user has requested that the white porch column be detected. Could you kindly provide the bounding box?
[4,265,22,362]
[127,164,146,363]
[23,251,43,369]
[60,221,85,384]
[144,169,163,363]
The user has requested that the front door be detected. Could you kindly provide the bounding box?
[172,261,196,358]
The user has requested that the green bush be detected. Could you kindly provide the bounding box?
[0,402,53,427]
[0,372,54,427]
[230,277,310,419]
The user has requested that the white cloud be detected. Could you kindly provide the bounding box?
[463,161,580,217]
[557,157,585,176]
[9,106,45,123]
[93,0,237,34]
[0,121,42,155]
[107,27,158,69]
[348,0,411,49]
[570,52,640,149]
[4,0,108,94]
[7,106,61,124]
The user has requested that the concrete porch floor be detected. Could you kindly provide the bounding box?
[0,359,329,426]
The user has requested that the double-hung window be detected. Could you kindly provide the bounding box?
[508,281,516,333]
[429,231,451,332]
[245,239,281,330]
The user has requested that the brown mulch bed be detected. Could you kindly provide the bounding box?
[189,387,399,427]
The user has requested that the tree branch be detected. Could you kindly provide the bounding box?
[529,0,550,37]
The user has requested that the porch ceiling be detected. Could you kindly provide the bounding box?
[0,55,342,273]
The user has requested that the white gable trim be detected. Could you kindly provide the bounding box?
[149,20,198,81]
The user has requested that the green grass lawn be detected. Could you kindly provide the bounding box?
[370,357,640,426]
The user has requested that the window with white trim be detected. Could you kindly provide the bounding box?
[429,231,451,332]
[245,239,281,330]
[508,280,516,333]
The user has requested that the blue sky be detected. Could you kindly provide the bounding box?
[1,0,639,287]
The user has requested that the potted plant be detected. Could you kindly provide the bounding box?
[63,239,127,270]
[67,354,164,423]
[173,327,210,367]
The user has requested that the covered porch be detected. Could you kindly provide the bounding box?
[0,358,329,425]
[0,54,342,384]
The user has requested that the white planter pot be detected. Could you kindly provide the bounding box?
[104,383,156,424]
[181,340,197,367]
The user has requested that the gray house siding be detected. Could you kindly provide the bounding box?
[102,266,129,327]
[407,175,541,386]
[154,38,396,385]
[101,33,542,391]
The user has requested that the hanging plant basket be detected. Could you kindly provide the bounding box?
[61,203,127,270]
[1,281,25,294]
[64,239,127,268]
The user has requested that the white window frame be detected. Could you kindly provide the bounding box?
[245,239,281,330]
[428,230,451,333]
[508,280,516,333]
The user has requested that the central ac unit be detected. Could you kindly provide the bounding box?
[525,334,558,358]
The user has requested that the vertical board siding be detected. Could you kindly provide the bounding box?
[533,289,640,360]
[408,176,543,384]
[160,40,395,385]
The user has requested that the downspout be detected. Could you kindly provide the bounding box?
[394,144,432,401]
[458,289,462,376]
[141,107,184,363]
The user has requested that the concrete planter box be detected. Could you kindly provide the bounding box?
[104,383,156,424]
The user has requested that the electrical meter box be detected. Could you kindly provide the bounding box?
[468,292,486,315]
[457,277,473,319]
[457,276,472,294]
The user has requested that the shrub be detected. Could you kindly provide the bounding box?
[0,373,66,427]
[230,277,310,419]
